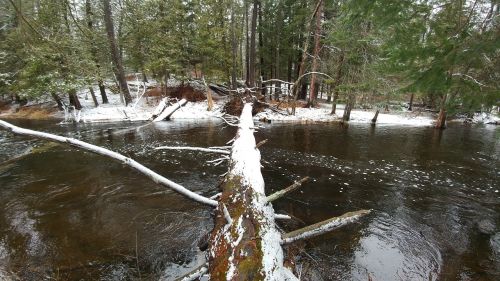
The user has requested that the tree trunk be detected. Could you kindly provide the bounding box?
[435,93,447,129]
[247,0,258,87]
[98,80,108,104]
[258,0,265,97]
[89,87,99,107]
[307,0,323,107]
[230,2,238,90]
[291,0,323,115]
[371,109,379,125]
[102,0,132,105]
[68,89,82,110]
[208,104,295,280]
[408,93,414,111]
[244,0,249,82]
[330,52,344,115]
[51,92,64,110]
[86,0,109,104]
[342,94,354,122]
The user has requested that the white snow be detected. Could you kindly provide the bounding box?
[255,104,436,126]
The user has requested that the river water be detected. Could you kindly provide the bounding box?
[0,119,498,280]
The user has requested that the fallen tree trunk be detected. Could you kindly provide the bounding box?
[153,98,187,122]
[208,103,297,280]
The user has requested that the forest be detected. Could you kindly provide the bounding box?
[0,0,499,281]
[0,0,498,126]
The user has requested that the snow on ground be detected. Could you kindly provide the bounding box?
[255,103,436,126]
[72,86,224,123]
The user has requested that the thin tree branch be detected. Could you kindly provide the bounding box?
[266,177,310,203]
[281,209,371,245]
[155,146,230,155]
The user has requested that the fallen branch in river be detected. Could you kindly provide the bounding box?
[266,176,310,203]
[281,209,371,245]
[0,119,217,207]
[155,146,230,155]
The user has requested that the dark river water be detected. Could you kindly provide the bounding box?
[0,119,499,280]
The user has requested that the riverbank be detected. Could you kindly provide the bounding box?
[1,91,498,126]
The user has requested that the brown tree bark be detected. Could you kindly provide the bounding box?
[331,52,344,115]
[68,89,82,110]
[307,0,323,107]
[50,92,64,110]
[230,2,238,90]
[371,109,379,125]
[247,0,258,87]
[291,0,323,115]
[408,93,414,111]
[86,0,109,104]
[102,0,132,105]
[435,93,447,129]
[89,87,99,107]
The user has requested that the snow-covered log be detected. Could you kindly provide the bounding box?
[281,209,371,245]
[151,97,169,118]
[208,103,298,280]
[153,98,188,122]
[0,119,217,207]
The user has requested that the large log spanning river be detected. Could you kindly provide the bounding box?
[0,119,498,280]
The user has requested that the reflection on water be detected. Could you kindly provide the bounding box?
[0,120,499,280]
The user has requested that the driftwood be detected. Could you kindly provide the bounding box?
[0,104,371,280]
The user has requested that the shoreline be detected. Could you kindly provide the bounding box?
[1,97,498,127]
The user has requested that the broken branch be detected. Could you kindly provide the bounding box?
[266,177,310,203]
[281,209,371,245]
[155,146,230,155]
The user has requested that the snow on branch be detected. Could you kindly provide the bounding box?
[261,78,294,85]
[452,73,488,88]
[281,209,371,245]
[0,119,218,207]
[266,177,310,203]
[155,146,230,155]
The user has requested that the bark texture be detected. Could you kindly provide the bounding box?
[102,0,132,105]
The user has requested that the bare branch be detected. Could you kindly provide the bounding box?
[262,79,294,85]
[452,73,488,88]
[281,209,371,245]
[155,146,230,155]
[256,139,268,148]
[274,214,292,220]
[0,120,218,207]
[266,177,310,203]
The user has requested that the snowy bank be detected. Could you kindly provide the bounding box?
[255,105,436,126]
